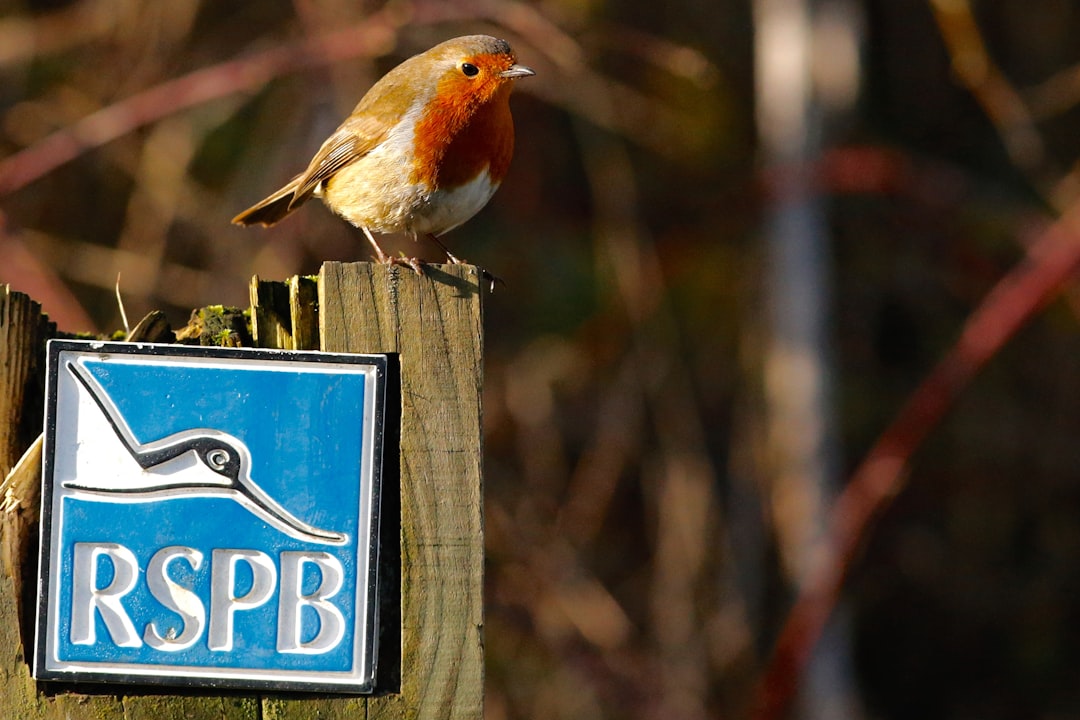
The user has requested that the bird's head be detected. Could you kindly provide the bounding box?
[193,437,244,482]
[373,35,534,118]
[427,35,535,107]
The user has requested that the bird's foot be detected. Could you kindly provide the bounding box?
[383,253,425,275]
[367,247,426,274]
[439,251,505,292]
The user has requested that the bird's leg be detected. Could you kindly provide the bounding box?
[362,226,391,264]
[364,232,422,275]
[425,233,465,264]
[362,227,424,275]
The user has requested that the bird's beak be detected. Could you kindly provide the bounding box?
[500,64,536,79]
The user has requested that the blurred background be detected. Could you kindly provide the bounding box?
[4,0,1080,718]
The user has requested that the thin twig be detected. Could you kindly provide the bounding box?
[0,0,121,68]
[0,10,402,197]
[1,0,710,198]
[928,0,1052,202]
[115,273,129,337]
[1025,63,1080,120]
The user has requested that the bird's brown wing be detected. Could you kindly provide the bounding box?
[291,115,390,202]
[234,63,423,228]
[290,69,425,201]
[232,115,389,227]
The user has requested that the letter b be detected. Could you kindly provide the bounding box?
[277,551,345,654]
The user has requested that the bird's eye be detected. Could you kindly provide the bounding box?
[461,62,480,77]
[206,448,230,471]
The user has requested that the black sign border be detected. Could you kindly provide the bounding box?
[33,339,391,696]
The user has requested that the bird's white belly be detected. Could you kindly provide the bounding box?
[323,147,498,237]
[412,170,499,236]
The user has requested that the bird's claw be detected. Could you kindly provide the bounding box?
[478,268,505,293]
[371,246,502,289]
[401,255,426,275]
[375,253,425,275]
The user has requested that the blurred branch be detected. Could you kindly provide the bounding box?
[0,217,96,332]
[0,8,403,197]
[1,0,710,197]
[0,0,122,68]
[1026,63,1080,120]
[753,198,1080,720]
[576,121,733,720]
[928,0,1053,201]
[588,26,720,87]
[754,8,1080,712]
[754,0,860,715]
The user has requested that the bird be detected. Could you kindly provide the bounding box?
[64,360,346,545]
[232,34,534,271]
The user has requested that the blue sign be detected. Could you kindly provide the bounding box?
[34,340,388,693]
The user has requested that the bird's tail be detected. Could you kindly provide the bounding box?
[232,175,306,226]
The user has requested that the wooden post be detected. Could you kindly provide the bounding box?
[319,262,485,720]
[0,263,485,720]
[0,287,54,719]
[0,287,53,476]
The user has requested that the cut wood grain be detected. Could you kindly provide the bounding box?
[320,262,485,720]
[289,275,319,350]
[0,287,52,478]
[250,275,292,349]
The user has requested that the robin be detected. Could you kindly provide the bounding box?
[232,35,534,271]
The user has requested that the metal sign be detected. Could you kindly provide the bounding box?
[34,339,388,693]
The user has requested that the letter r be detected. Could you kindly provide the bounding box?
[70,542,142,648]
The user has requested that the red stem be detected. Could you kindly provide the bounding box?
[753,206,1080,719]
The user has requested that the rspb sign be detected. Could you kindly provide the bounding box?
[34,340,389,693]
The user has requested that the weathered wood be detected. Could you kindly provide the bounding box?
[288,275,319,350]
[127,310,176,343]
[319,262,485,720]
[0,287,129,720]
[250,276,292,349]
[0,436,41,584]
[0,287,52,477]
[248,275,320,351]
[0,288,49,717]
[0,287,45,609]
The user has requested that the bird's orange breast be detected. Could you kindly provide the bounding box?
[410,81,515,191]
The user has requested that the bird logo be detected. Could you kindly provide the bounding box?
[232,34,534,271]
[62,359,346,545]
